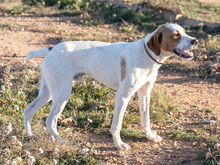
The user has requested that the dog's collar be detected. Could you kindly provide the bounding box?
[143,42,169,65]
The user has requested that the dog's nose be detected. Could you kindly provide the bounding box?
[191,39,198,45]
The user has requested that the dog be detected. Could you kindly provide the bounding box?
[24,24,198,150]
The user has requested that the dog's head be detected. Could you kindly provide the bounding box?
[147,24,198,60]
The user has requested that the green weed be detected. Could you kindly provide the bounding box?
[120,128,146,141]
[0,23,13,30]
[194,121,210,125]
[103,6,157,29]
[206,108,213,113]
[167,127,219,144]
[7,6,26,15]
[85,19,103,27]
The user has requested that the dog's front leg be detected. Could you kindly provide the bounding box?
[137,82,162,143]
[110,90,133,150]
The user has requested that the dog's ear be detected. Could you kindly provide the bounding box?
[147,25,165,56]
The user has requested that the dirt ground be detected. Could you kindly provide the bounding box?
[199,0,220,4]
[0,13,220,164]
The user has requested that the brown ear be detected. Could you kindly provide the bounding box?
[147,25,165,56]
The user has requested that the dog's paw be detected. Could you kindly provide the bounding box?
[147,133,162,143]
[115,141,130,150]
[24,131,36,139]
[56,137,71,146]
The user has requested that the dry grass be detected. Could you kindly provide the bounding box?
[137,0,220,22]
[0,0,23,11]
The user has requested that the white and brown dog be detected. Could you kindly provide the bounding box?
[24,24,198,150]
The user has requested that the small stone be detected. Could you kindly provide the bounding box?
[200,143,207,148]
[58,114,65,121]
[86,142,91,148]
[13,53,17,57]
[173,141,177,147]
[172,6,182,14]
[145,150,150,155]
[183,77,187,82]
[60,117,73,126]
[64,128,72,132]
[204,132,209,136]
[112,157,117,162]
[192,142,197,146]
[152,110,156,114]
[192,129,197,133]
[111,151,116,155]
[81,147,90,155]
[198,55,208,60]
[116,150,125,157]
[176,125,183,130]
[210,120,216,126]
[175,14,184,21]
[153,144,159,148]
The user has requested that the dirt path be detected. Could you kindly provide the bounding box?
[0,14,219,164]
[155,71,220,117]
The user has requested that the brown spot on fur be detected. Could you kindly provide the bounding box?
[147,25,165,56]
[147,25,181,56]
[48,46,53,51]
[160,28,181,53]
[120,58,126,82]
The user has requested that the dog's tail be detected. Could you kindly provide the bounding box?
[25,47,53,61]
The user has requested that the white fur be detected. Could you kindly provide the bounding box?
[24,24,197,150]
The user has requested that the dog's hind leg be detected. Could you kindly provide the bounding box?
[24,76,51,138]
[45,80,72,144]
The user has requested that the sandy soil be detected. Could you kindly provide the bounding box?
[0,14,219,164]
[199,0,220,4]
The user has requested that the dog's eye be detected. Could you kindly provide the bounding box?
[173,32,180,38]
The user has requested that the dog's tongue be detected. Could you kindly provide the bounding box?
[178,49,193,58]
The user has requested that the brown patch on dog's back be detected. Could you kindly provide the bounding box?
[48,46,53,51]
[120,58,126,82]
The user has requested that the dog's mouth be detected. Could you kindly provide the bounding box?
[173,49,194,59]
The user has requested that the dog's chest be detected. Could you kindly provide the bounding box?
[144,66,159,83]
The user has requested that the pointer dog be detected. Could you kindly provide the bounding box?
[24,24,198,150]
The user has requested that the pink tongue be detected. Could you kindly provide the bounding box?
[182,50,193,56]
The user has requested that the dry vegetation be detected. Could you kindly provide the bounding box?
[0,0,220,164]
